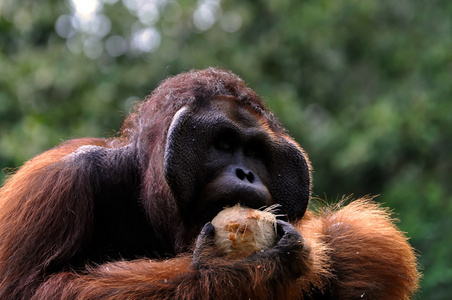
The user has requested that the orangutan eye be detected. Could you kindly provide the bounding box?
[245,146,256,157]
[244,142,262,158]
[216,140,233,151]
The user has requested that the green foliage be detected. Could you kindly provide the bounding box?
[1,0,451,297]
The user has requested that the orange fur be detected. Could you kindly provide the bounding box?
[0,138,108,299]
[28,199,421,299]
[296,198,420,299]
[32,251,306,300]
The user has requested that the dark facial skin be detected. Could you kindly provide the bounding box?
[196,98,273,221]
[164,96,310,228]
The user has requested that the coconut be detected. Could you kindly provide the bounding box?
[211,204,278,259]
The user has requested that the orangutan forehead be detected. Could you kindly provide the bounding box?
[205,96,264,127]
[167,97,270,141]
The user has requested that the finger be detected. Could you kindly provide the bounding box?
[193,222,215,266]
[276,220,299,237]
[199,222,215,238]
[275,220,303,250]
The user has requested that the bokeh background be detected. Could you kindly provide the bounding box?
[1,0,451,298]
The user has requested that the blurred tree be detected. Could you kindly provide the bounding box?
[1,0,451,298]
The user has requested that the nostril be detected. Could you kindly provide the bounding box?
[246,172,255,183]
[235,168,255,183]
[236,168,246,180]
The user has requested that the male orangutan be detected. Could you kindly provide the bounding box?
[0,68,419,299]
